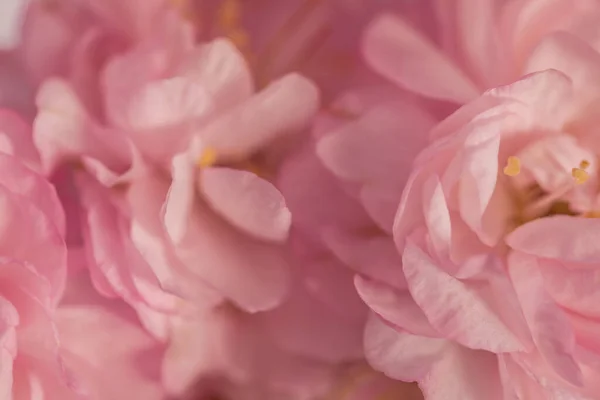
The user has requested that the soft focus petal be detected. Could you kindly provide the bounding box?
[362,14,479,103]
[364,313,447,382]
[200,167,291,242]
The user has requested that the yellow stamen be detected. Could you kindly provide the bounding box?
[227,29,250,48]
[572,167,589,184]
[503,156,521,177]
[580,159,591,169]
[197,148,218,168]
[584,211,600,218]
[218,0,242,30]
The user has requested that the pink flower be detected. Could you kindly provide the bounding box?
[362,65,600,398]
[30,0,320,318]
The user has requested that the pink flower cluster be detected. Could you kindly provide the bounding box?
[2,0,600,398]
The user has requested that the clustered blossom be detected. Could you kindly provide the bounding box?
[2,0,600,399]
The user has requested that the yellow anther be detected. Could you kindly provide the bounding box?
[218,0,242,30]
[584,211,600,218]
[197,148,218,168]
[580,159,591,169]
[503,156,521,177]
[572,167,589,184]
[227,29,250,48]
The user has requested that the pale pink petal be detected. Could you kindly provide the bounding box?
[0,152,65,236]
[362,14,479,103]
[0,0,27,49]
[164,157,290,312]
[162,309,239,395]
[0,110,38,167]
[403,238,525,352]
[458,133,501,246]
[540,261,600,319]
[126,175,223,307]
[57,305,165,400]
[422,175,452,260]
[200,167,291,242]
[198,73,319,156]
[364,313,447,382]
[33,79,129,172]
[421,347,503,400]
[181,38,254,111]
[500,0,598,71]
[508,252,583,386]
[317,99,432,184]
[507,216,600,264]
[323,230,407,290]
[455,0,504,87]
[355,276,438,337]
[126,76,213,131]
[76,175,164,309]
[0,184,65,303]
[277,144,372,235]
[526,32,600,112]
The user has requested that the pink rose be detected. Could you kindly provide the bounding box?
[363,66,600,398]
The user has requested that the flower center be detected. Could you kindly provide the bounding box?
[504,156,598,224]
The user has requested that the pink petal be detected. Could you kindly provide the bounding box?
[317,99,432,184]
[508,252,583,386]
[364,313,447,382]
[500,0,597,71]
[455,0,504,87]
[77,175,166,309]
[277,143,372,235]
[540,261,600,319]
[421,347,504,400]
[0,152,65,236]
[403,238,525,353]
[458,133,501,246]
[422,175,452,260]
[359,184,403,232]
[362,13,479,103]
[164,158,290,312]
[57,305,165,400]
[526,32,600,111]
[126,175,223,307]
[301,258,368,323]
[33,79,129,172]
[198,73,319,157]
[200,167,291,243]
[0,109,37,167]
[181,38,254,112]
[0,184,66,303]
[126,76,212,131]
[262,283,364,363]
[323,230,407,290]
[0,0,27,49]
[355,276,438,337]
[506,216,600,264]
